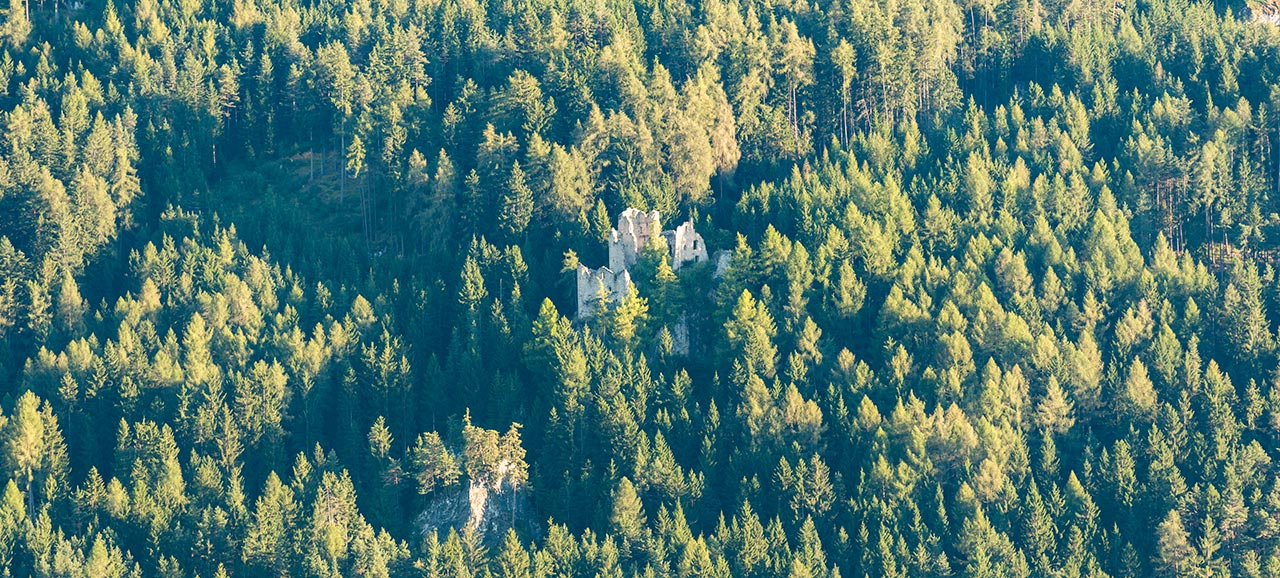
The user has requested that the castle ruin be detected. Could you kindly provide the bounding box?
[608,208,661,272]
[663,220,709,272]
[576,265,633,319]
[577,208,709,319]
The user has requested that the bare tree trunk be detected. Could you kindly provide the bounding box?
[24,469,34,519]
[340,120,346,204]
[841,89,849,146]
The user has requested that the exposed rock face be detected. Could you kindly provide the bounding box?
[713,250,732,278]
[577,208,709,319]
[416,459,536,542]
[1254,0,1280,23]
[672,314,691,354]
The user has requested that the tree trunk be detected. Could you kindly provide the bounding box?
[24,468,34,519]
[340,120,346,204]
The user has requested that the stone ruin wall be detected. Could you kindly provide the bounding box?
[576,265,632,319]
[663,221,709,272]
[608,208,661,272]
[577,208,716,325]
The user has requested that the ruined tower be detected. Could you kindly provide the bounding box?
[663,220,709,272]
[575,265,633,322]
[577,208,710,319]
[608,208,661,272]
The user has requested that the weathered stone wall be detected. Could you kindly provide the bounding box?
[576,264,632,318]
[714,250,732,278]
[579,208,716,320]
[672,314,691,355]
[609,208,661,272]
[663,220,709,271]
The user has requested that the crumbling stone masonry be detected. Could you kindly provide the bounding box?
[575,265,633,321]
[608,208,661,273]
[577,208,709,319]
[663,220,709,272]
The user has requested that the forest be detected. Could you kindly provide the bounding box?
[1,0,1280,575]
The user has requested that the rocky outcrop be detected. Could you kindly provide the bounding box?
[1253,0,1280,24]
[416,459,537,542]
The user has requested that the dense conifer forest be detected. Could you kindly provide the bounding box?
[2,0,1280,575]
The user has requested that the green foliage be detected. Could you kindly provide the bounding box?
[0,0,1279,576]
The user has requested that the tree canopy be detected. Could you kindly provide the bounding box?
[0,0,1279,576]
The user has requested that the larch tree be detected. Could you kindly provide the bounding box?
[775,19,814,143]
[3,392,47,517]
[610,477,646,555]
[410,431,461,495]
[499,162,534,242]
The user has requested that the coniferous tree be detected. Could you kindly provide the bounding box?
[411,432,460,495]
[0,1,1275,576]
[500,163,534,242]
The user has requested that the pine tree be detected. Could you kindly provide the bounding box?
[25,280,50,346]
[1035,376,1075,434]
[54,271,86,339]
[367,416,400,521]
[1124,359,1158,419]
[776,18,814,145]
[3,392,48,517]
[3,0,28,48]
[500,422,528,521]
[411,431,460,494]
[496,529,531,578]
[459,256,488,312]
[1037,431,1060,482]
[831,39,855,144]
[243,472,297,575]
[610,477,646,555]
[1221,259,1273,369]
[346,134,366,179]
[832,260,865,319]
[499,162,534,241]
[1156,509,1199,577]
[462,418,502,489]
[668,110,716,204]
[309,471,361,575]
[725,289,779,379]
[0,479,24,570]
[609,283,649,349]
